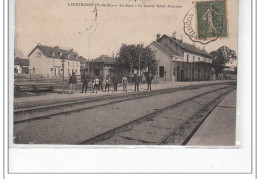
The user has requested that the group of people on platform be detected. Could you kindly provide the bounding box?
[68,72,154,94]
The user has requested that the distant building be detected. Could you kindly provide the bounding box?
[89,55,115,80]
[14,57,29,74]
[149,33,215,81]
[79,56,89,74]
[28,44,82,77]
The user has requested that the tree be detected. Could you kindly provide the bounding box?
[115,44,157,76]
[210,46,237,77]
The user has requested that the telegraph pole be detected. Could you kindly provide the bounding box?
[139,47,141,75]
[61,55,66,94]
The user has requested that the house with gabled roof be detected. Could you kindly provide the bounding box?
[14,57,29,74]
[149,33,215,81]
[89,55,116,80]
[28,44,82,77]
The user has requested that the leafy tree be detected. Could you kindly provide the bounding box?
[210,46,237,77]
[115,44,157,76]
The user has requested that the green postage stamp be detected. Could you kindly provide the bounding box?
[184,0,228,44]
[196,1,228,39]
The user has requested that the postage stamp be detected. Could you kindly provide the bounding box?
[196,1,228,39]
[184,0,228,44]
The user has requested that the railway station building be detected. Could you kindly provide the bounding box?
[28,44,81,77]
[149,34,215,82]
[89,55,115,80]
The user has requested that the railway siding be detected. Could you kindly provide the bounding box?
[81,87,235,145]
[14,83,236,144]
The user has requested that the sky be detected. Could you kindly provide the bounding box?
[15,0,239,66]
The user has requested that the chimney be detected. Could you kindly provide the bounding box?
[172,32,176,40]
[156,34,161,42]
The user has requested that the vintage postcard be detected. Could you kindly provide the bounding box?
[13,0,238,146]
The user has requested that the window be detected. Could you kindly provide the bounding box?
[204,57,206,62]
[187,55,189,62]
[68,69,70,74]
[33,68,35,73]
[193,56,195,62]
[37,52,41,57]
[73,62,74,67]
[199,57,200,61]
[159,66,164,77]
[50,68,53,71]
[68,62,70,66]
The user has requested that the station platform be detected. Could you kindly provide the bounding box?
[14,80,235,108]
[187,89,237,146]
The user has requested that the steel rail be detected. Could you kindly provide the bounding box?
[14,83,235,124]
[77,86,236,145]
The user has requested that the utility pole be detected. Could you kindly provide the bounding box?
[139,46,141,75]
[130,61,133,84]
[61,55,66,94]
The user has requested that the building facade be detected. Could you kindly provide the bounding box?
[14,57,29,74]
[149,34,215,81]
[28,45,81,77]
[89,55,115,80]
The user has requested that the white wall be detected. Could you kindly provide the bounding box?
[149,43,173,80]
[29,48,81,77]
[29,48,50,75]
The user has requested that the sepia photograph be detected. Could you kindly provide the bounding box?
[13,0,239,146]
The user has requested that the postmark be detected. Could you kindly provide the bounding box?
[184,0,228,44]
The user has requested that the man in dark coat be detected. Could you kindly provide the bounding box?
[134,74,140,92]
[99,75,104,91]
[146,74,152,90]
[69,72,77,94]
[81,72,90,93]
[113,74,119,91]
[104,76,112,92]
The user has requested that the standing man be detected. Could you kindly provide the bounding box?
[104,76,112,92]
[146,73,152,90]
[113,74,119,91]
[122,75,128,92]
[99,75,104,91]
[69,72,77,94]
[92,76,99,93]
[134,74,140,92]
[81,72,90,93]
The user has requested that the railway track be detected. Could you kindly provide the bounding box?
[77,86,236,145]
[14,82,235,125]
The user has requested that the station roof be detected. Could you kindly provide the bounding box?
[28,44,82,61]
[152,41,181,57]
[193,61,230,68]
[162,35,212,58]
[91,55,115,64]
[14,57,29,66]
